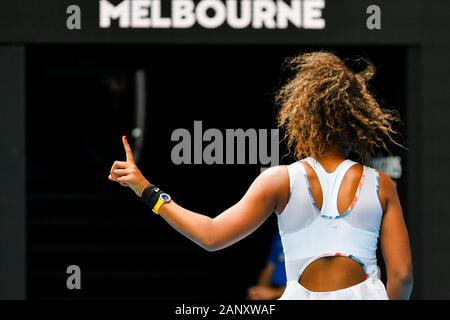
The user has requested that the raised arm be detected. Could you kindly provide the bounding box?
[379,172,414,300]
[157,166,287,251]
[109,136,289,252]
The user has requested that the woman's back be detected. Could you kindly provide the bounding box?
[276,156,387,299]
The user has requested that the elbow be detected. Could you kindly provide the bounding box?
[400,272,414,287]
[201,241,219,252]
[198,218,222,252]
[391,267,414,286]
[200,231,219,252]
[202,244,218,252]
[202,240,230,252]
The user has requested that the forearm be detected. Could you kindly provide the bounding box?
[386,275,413,300]
[158,200,216,251]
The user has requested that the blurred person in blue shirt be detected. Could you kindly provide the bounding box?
[247,231,286,300]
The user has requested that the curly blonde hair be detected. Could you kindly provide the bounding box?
[276,51,402,161]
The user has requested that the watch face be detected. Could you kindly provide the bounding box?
[160,193,171,203]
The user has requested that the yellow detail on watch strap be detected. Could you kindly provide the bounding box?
[152,197,165,214]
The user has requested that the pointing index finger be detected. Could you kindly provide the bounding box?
[122,135,135,163]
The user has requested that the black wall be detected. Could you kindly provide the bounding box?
[0,47,26,299]
[25,44,407,299]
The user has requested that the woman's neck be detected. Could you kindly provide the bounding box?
[313,149,348,172]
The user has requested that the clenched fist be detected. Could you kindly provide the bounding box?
[108,136,151,197]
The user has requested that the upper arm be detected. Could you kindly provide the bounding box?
[210,166,289,251]
[379,172,413,280]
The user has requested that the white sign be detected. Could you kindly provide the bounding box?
[99,0,326,29]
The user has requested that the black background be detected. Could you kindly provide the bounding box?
[26,44,406,299]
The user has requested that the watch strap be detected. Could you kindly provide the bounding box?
[152,197,165,214]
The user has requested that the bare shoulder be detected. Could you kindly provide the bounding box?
[256,165,289,190]
[378,171,397,193]
[345,162,364,178]
[260,165,289,179]
[378,171,399,212]
[258,165,290,214]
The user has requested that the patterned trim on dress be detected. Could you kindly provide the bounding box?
[375,169,380,201]
[298,252,370,280]
[336,252,369,279]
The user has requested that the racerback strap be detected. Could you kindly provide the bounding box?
[304,157,357,216]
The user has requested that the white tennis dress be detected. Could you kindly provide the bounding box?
[277,157,389,300]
